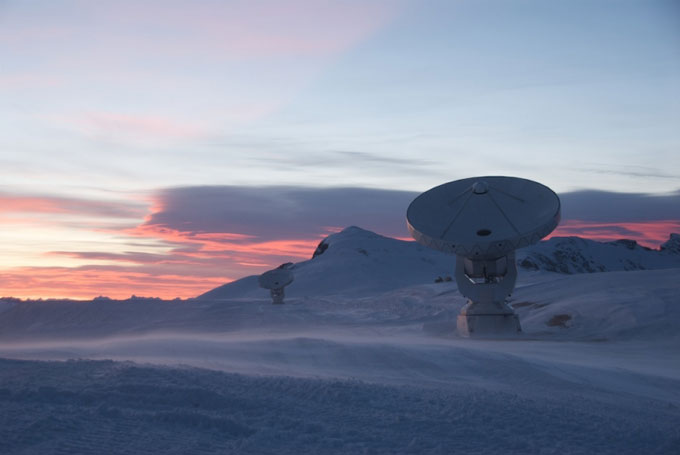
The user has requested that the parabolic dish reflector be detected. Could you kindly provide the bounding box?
[258,269,294,290]
[407,176,560,259]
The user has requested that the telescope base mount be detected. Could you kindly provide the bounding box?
[270,288,285,304]
[456,301,521,337]
[454,252,522,337]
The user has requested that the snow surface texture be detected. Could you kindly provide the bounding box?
[1,227,679,454]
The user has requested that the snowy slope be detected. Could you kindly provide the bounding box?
[511,268,680,341]
[1,356,678,455]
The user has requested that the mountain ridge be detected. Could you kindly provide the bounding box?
[198,226,680,299]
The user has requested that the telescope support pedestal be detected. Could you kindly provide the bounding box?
[454,253,521,337]
[270,288,285,304]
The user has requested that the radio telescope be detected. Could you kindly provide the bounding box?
[407,176,561,337]
[258,268,294,304]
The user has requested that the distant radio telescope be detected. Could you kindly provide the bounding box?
[407,176,561,337]
[258,268,294,304]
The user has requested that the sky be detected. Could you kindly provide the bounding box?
[1,0,679,299]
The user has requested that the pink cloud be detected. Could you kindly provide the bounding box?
[48,112,209,141]
[47,103,284,141]
[94,0,406,58]
[125,223,320,261]
[0,193,146,219]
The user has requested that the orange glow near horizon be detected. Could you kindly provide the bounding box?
[125,223,323,260]
[1,215,328,299]
[0,266,229,300]
[1,208,679,299]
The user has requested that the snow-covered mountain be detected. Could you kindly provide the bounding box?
[198,226,680,300]
[198,226,456,300]
[516,233,680,273]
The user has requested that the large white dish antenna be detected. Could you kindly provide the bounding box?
[407,176,561,337]
[407,176,560,259]
[258,269,294,289]
[258,268,294,304]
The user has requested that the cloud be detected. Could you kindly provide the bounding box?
[142,186,419,241]
[228,149,442,186]
[559,190,680,222]
[577,163,680,181]
[0,192,146,220]
[143,185,680,241]
[332,151,435,168]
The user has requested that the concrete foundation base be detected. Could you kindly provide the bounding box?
[270,289,285,304]
[457,313,521,337]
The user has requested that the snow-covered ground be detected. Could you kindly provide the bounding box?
[1,228,679,454]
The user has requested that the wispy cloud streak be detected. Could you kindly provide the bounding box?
[0,193,146,219]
